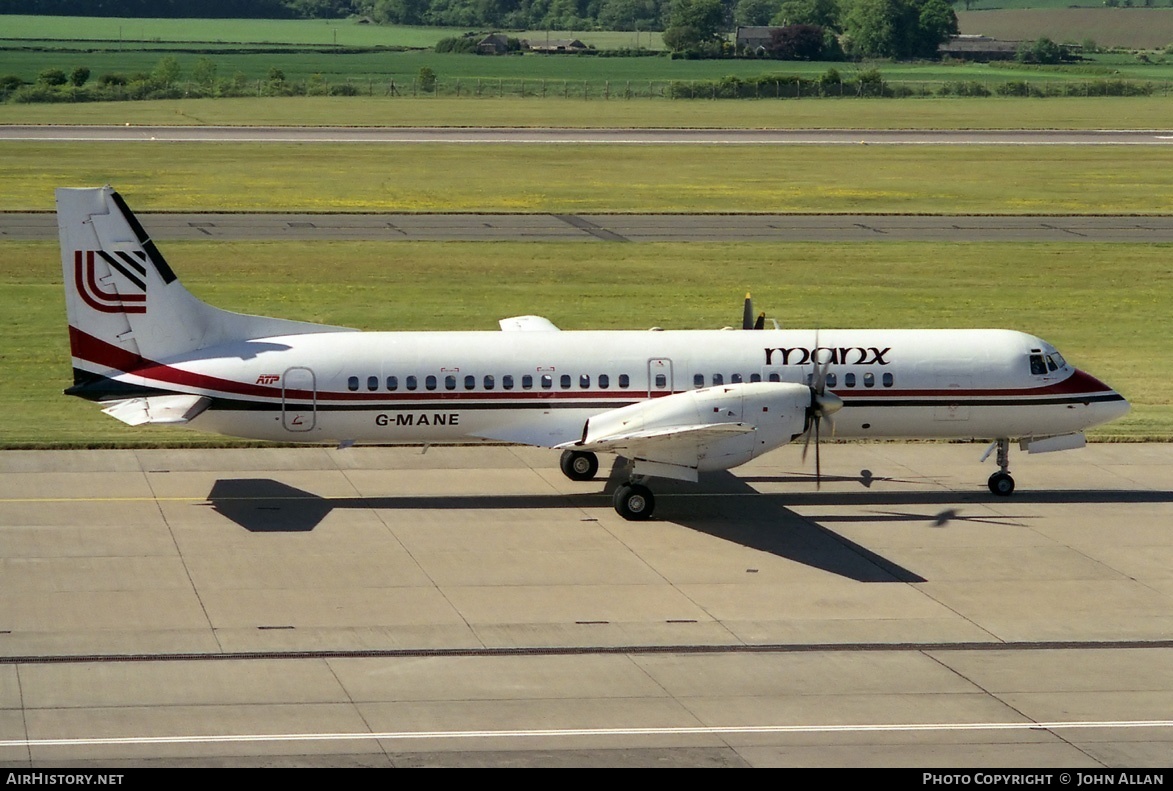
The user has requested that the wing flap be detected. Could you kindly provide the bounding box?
[499,315,561,332]
[101,394,211,426]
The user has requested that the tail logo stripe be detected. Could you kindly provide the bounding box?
[97,250,147,291]
[74,250,146,314]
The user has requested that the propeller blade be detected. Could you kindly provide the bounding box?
[754,312,766,331]
[742,293,754,330]
[814,418,822,489]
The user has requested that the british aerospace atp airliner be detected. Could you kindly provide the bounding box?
[58,187,1130,520]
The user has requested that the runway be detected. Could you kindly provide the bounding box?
[1,443,1170,766]
[7,211,1173,243]
[3,125,1173,145]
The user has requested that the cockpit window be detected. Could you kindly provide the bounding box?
[1029,354,1047,376]
[1047,352,1066,371]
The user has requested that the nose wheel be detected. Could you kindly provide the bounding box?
[988,471,1015,496]
[985,438,1015,496]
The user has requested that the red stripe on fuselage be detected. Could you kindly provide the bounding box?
[67,326,1120,406]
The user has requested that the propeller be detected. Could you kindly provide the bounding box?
[800,342,844,488]
[742,293,767,330]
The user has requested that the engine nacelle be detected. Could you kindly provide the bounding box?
[581,381,810,474]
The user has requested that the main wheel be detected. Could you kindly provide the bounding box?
[613,483,655,521]
[559,450,599,481]
[988,471,1015,497]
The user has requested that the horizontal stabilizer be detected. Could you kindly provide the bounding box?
[101,394,211,426]
[499,315,561,332]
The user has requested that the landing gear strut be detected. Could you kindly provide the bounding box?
[987,438,1015,496]
[559,450,599,481]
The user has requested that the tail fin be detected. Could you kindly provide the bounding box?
[58,187,350,392]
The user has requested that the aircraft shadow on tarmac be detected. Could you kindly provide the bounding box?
[204,467,1166,584]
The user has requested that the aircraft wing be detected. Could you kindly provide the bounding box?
[557,422,755,456]
[101,394,211,426]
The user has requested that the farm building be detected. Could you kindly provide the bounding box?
[938,34,1020,61]
[528,39,590,53]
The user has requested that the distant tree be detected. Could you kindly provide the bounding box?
[663,0,726,51]
[417,66,437,92]
[192,58,218,89]
[772,0,840,30]
[152,56,182,87]
[766,23,827,58]
[1016,36,1067,64]
[734,0,781,25]
[843,0,956,59]
[37,68,68,86]
[599,0,663,29]
[366,0,430,24]
[69,67,90,87]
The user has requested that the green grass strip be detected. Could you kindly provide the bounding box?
[3,240,1167,447]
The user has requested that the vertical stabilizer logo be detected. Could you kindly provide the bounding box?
[74,250,147,314]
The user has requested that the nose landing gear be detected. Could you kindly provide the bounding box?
[985,438,1016,496]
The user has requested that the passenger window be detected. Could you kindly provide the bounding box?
[768,372,780,382]
[599,374,610,389]
[731,373,743,383]
[386,376,398,391]
[465,375,475,390]
[522,375,533,390]
[484,375,494,390]
[347,376,359,392]
[541,375,553,389]
[845,373,856,387]
[863,372,875,388]
[619,374,630,388]
[882,373,893,388]
[693,373,705,388]
[826,372,837,388]
[580,374,590,388]
[502,375,513,390]
[367,376,378,392]
[712,373,724,385]
[750,373,761,383]
[655,374,667,388]
[426,375,437,391]
[445,375,456,391]
[406,375,417,391]
[560,374,571,389]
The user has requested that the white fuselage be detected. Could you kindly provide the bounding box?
[117,327,1127,448]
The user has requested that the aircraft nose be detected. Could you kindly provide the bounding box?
[1075,368,1130,425]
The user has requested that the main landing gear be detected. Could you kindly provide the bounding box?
[986,438,1016,496]
[559,450,599,481]
[558,451,655,520]
[613,481,655,521]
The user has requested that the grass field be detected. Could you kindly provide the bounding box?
[5,141,1173,215]
[0,15,456,48]
[3,95,1173,130]
[6,43,1173,89]
[2,239,1167,447]
[958,8,1173,49]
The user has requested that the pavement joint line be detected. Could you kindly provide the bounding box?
[4,719,1173,748]
[3,639,1173,665]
